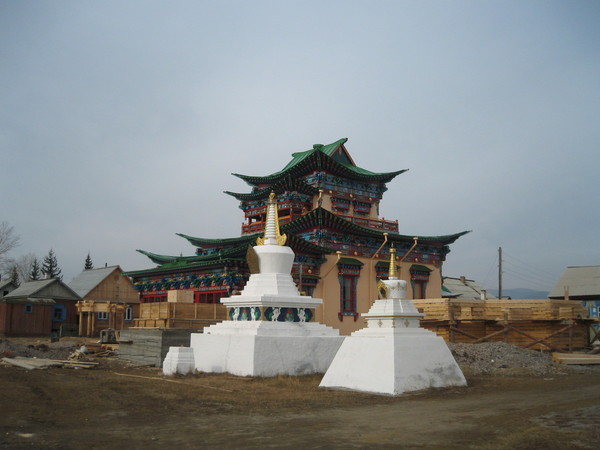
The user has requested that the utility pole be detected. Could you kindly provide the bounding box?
[498,247,503,299]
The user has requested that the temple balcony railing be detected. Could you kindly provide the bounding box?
[242,215,295,235]
[241,212,398,235]
[336,213,399,232]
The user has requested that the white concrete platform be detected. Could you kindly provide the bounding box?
[319,324,466,395]
[191,321,343,377]
[162,346,196,376]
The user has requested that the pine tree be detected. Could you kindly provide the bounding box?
[41,249,62,280]
[30,258,41,281]
[84,253,94,270]
[9,264,20,287]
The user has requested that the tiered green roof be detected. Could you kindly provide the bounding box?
[232,138,407,186]
[224,176,318,201]
[281,207,470,246]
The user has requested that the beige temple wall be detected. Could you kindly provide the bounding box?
[312,191,379,220]
[313,254,442,335]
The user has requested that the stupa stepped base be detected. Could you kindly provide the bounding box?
[191,321,343,377]
[320,326,467,395]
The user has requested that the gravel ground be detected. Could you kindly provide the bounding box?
[448,341,598,376]
[0,338,78,360]
[1,337,598,377]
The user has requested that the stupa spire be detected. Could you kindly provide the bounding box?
[388,246,398,280]
[256,192,287,246]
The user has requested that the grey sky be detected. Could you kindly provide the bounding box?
[1,1,599,293]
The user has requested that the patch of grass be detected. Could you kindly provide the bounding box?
[479,425,599,450]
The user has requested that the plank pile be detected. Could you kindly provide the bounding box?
[1,356,98,370]
[412,298,596,351]
[552,353,600,365]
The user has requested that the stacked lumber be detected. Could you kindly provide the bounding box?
[134,303,227,329]
[412,298,595,351]
[2,357,98,370]
[552,352,600,365]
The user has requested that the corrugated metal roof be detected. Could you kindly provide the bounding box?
[442,277,497,300]
[548,266,600,299]
[68,266,121,298]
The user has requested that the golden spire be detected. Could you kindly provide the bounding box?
[256,191,287,246]
[388,246,398,279]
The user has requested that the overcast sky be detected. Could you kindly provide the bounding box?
[1,1,599,294]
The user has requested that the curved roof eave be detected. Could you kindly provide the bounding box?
[224,178,318,201]
[176,233,260,248]
[282,208,471,246]
[232,140,408,186]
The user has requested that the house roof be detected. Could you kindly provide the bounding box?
[0,279,18,293]
[232,138,407,186]
[3,278,81,302]
[548,265,600,299]
[442,276,497,300]
[68,266,122,298]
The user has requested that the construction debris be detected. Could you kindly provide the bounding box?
[2,356,98,370]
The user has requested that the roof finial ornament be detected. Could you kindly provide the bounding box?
[256,191,287,246]
[388,245,398,280]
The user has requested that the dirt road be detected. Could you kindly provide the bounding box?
[1,357,598,449]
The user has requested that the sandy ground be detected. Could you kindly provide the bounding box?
[1,338,599,449]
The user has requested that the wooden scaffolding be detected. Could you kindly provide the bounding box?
[76,301,128,337]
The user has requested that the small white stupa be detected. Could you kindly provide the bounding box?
[320,246,467,395]
[190,192,343,377]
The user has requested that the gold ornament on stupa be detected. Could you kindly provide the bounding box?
[256,191,287,246]
[377,245,398,299]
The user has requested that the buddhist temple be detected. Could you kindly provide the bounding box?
[125,138,469,335]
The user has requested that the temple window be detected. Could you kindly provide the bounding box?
[353,201,371,216]
[141,294,167,303]
[337,258,363,321]
[194,290,226,304]
[125,306,133,321]
[409,264,432,300]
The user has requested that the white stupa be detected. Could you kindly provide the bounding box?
[320,246,467,395]
[189,192,343,377]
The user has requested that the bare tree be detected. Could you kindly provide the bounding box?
[4,253,37,283]
[0,222,19,258]
[0,222,20,274]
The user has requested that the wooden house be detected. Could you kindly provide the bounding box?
[69,266,140,337]
[125,138,469,335]
[0,278,81,337]
[0,279,19,299]
[442,276,497,300]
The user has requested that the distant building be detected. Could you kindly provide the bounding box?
[1,278,81,337]
[442,276,497,300]
[69,266,140,337]
[549,265,600,322]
